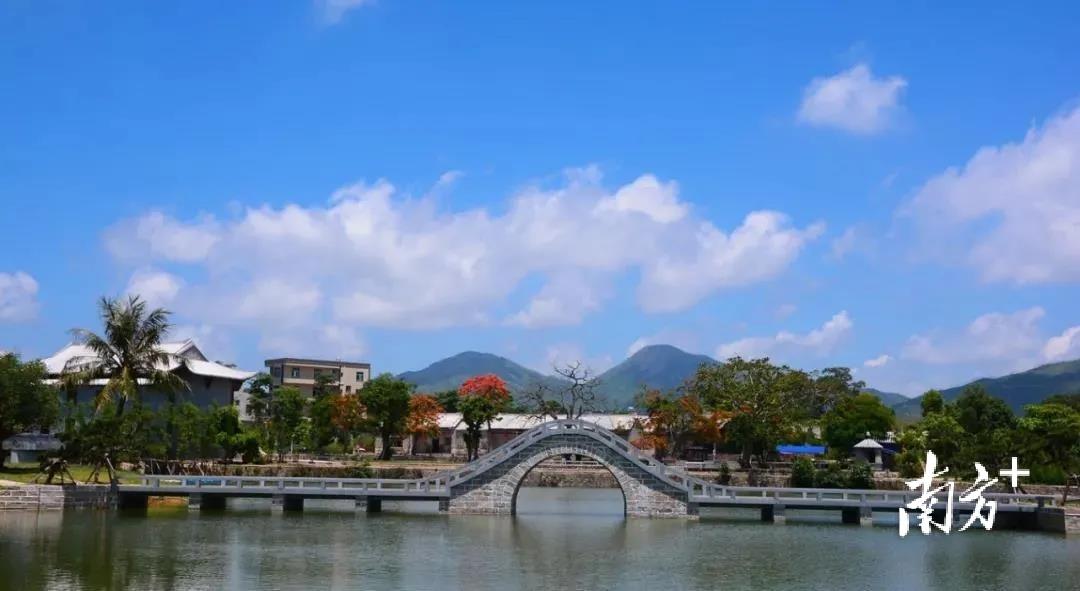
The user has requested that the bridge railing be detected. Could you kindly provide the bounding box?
[135,474,450,495]
[688,482,1058,507]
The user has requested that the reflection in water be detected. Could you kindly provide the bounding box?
[1,488,1078,591]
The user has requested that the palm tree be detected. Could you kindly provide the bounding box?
[62,295,188,416]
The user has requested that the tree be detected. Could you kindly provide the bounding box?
[268,386,306,461]
[0,354,60,468]
[920,389,945,417]
[313,371,339,398]
[953,385,1015,473]
[920,411,966,468]
[1018,402,1080,503]
[61,295,187,415]
[688,357,811,465]
[168,402,215,459]
[331,393,366,444]
[243,372,274,427]
[630,390,697,460]
[522,361,603,419]
[211,405,244,462]
[406,394,444,454]
[435,390,460,412]
[807,367,865,417]
[458,374,510,461]
[821,392,896,453]
[359,373,413,460]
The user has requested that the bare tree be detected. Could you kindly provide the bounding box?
[523,361,604,420]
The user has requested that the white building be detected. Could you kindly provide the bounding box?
[42,338,256,410]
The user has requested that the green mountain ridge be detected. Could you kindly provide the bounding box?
[891,358,1080,421]
[397,351,565,395]
[398,348,1079,418]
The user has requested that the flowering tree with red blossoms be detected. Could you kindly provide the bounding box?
[458,374,510,461]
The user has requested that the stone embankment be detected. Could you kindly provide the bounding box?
[0,484,113,510]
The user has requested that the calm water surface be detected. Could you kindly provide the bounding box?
[1,488,1077,591]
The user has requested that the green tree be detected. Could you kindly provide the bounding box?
[313,371,339,398]
[211,405,244,462]
[920,389,945,417]
[807,367,865,417]
[61,295,187,415]
[920,411,966,468]
[167,402,215,459]
[359,374,413,460]
[953,385,1015,473]
[435,389,460,412]
[243,372,274,428]
[688,357,811,465]
[821,392,896,453]
[269,386,306,461]
[0,354,60,468]
[1018,402,1080,503]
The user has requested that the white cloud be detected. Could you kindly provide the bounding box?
[108,166,821,339]
[901,307,1045,368]
[126,268,183,308]
[863,354,891,368]
[316,0,374,25]
[797,63,907,134]
[903,105,1080,284]
[638,212,824,312]
[0,271,39,322]
[105,212,219,264]
[505,274,609,329]
[716,311,853,360]
[540,343,614,375]
[774,303,797,320]
[1044,325,1080,362]
[594,174,686,223]
[831,226,859,260]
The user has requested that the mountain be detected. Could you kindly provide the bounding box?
[891,358,1080,421]
[397,351,564,395]
[596,345,717,409]
[863,388,909,408]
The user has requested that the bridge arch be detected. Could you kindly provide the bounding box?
[444,421,692,518]
[508,446,629,516]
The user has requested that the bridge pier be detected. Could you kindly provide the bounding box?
[761,504,786,524]
[438,499,450,513]
[271,494,304,512]
[117,492,148,510]
[189,493,227,511]
[355,497,382,513]
[842,506,873,526]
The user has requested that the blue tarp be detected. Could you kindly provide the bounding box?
[775,444,826,456]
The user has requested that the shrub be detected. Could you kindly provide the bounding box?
[323,441,346,455]
[1030,464,1066,485]
[847,462,874,489]
[716,462,732,485]
[790,456,817,487]
[239,431,262,464]
[813,462,847,489]
[894,450,923,478]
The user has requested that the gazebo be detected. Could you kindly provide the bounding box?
[852,438,884,468]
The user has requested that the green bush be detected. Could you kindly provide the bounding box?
[847,462,874,489]
[1030,464,1066,485]
[813,462,847,489]
[716,463,732,485]
[894,450,923,478]
[790,456,816,487]
[323,441,346,455]
[239,431,262,464]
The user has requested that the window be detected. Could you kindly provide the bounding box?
[356,371,365,381]
[270,366,282,378]
[290,367,300,378]
[345,385,351,393]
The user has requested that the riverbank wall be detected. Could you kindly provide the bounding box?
[0,484,113,511]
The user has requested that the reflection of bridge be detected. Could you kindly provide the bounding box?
[119,420,1067,531]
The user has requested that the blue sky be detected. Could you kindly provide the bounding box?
[2,1,1079,395]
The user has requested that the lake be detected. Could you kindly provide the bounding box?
[1,488,1077,590]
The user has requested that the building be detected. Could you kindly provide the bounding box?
[42,338,256,409]
[264,357,371,397]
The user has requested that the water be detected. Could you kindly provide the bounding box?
[1,488,1077,591]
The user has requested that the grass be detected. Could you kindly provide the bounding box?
[0,463,143,485]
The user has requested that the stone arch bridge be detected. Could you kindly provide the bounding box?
[440,419,695,517]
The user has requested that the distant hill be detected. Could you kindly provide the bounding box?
[863,388,909,408]
[596,345,717,409]
[891,359,1080,421]
[397,351,564,395]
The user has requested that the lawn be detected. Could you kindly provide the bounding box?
[0,463,143,485]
